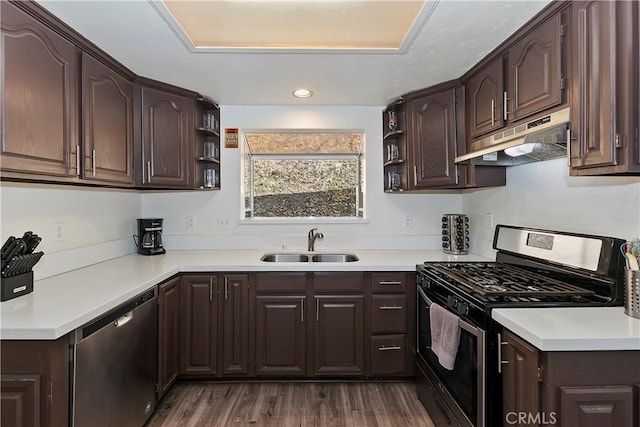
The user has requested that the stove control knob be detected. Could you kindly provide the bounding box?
[446,295,457,308]
[456,301,469,315]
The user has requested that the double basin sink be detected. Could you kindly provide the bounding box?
[261,252,359,263]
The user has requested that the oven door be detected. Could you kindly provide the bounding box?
[417,286,485,426]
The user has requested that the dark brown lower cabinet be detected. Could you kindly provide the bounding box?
[222,274,250,375]
[254,295,306,376]
[0,336,70,427]
[313,294,364,376]
[559,386,635,427]
[501,328,640,427]
[501,329,540,426]
[180,275,217,376]
[157,276,180,400]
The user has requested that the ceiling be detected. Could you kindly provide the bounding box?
[37,0,552,107]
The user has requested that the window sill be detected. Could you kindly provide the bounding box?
[238,217,369,225]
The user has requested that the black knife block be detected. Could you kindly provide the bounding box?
[1,271,34,302]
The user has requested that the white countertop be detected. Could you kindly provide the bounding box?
[493,307,640,351]
[1,249,486,340]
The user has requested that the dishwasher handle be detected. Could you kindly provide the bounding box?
[80,288,156,339]
[114,312,133,327]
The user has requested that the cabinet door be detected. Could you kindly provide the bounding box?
[81,53,134,185]
[255,295,306,376]
[559,386,635,427]
[501,329,540,427]
[157,277,180,399]
[506,12,562,121]
[222,274,250,375]
[180,275,217,376]
[466,57,504,138]
[139,85,192,187]
[1,2,78,178]
[408,89,458,188]
[313,295,364,376]
[570,1,618,169]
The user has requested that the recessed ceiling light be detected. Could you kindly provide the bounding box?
[293,89,313,98]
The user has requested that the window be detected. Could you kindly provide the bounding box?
[242,131,365,219]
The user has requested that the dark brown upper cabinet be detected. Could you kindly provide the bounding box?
[81,53,134,185]
[464,4,567,141]
[505,12,563,122]
[179,275,218,377]
[569,0,639,175]
[407,89,458,188]
[135,80,194,188]
[0,1,78,179]
[466,57,504,139]
[383,100,408,192]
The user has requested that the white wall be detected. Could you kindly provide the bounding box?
[0,183,141,278]
[463,158,640,258]
[142,106,464,250]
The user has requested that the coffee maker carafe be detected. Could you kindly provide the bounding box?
[135,218,166,255]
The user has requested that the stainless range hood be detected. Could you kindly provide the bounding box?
[455,107,570,166]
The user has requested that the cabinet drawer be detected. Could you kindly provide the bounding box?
[370,335,406,376]
[371,295,406,334]
[313,272,364,292]
[255,272,307,292]
[371,272,407,293]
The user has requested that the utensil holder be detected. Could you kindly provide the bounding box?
[625,269,640,319]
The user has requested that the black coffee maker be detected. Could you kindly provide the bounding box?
[135,218,166,255]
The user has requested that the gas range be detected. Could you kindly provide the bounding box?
[414,225,626,427]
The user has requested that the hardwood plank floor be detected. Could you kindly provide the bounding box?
[147,382,434,427]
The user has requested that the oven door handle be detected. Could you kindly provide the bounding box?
[418,286,481,336]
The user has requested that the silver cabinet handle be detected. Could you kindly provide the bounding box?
[316,297,319,322]
[413,165,418,187]
[503,90,512,121]
[114,312,133,327]
[491,99,496,126]
[224,277,228,300]
[301,298,304,323]
[497,332,509,373]
[378,345,402,351]
[209,277,213,301]
[567,127,571,167]
[92,149,96,177]
[146,161,151,182]
[75,145,80,176]
[379,305,403,310]
[578,8,587,160]
[379,281,402,286]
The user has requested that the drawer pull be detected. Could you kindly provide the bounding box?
[379,305,403,310]
[378,345,402,351]
[378,281,402,286]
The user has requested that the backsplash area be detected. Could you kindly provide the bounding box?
[464,158,640,258]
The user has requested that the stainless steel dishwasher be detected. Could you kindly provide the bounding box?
[72,288,157,427]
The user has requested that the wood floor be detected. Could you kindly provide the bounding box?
[147,382,435,427]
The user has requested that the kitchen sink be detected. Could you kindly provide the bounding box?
[260,252,359,263]
[310,253,359,263]
[260,253,310,262]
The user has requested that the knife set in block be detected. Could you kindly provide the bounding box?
[1,232,44,301]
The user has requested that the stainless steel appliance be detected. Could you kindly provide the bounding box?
[135,218,166,255]
[416,225,626,426]
[441,214,469,255]
[72,288,157,427]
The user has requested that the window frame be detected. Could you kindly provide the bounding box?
[241,133,366,222]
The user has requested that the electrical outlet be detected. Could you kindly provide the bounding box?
[404,216,413,229]
[54,223,65,241]
[187,216,196,229]
[486,213,494,229]
[218,217,231,229]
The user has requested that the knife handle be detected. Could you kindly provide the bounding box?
[1,236,16,259]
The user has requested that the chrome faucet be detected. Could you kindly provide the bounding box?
[307,228,324,251]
